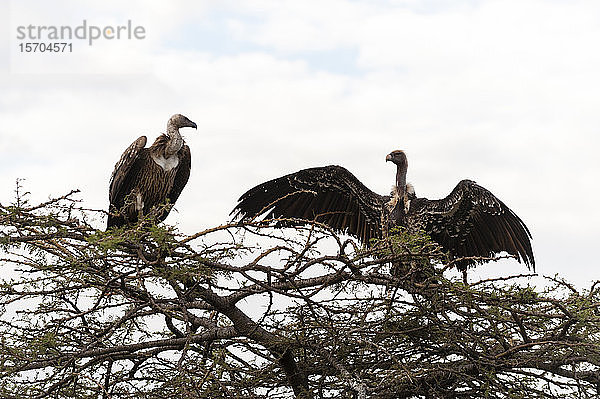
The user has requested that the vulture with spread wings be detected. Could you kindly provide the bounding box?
[231,150,534,271]
[107,114,196,229]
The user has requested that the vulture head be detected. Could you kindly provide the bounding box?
[386,150,411,197]
[386,150,407,168]
[168,114,198,131]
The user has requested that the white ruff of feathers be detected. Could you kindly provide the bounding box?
[387,184,415,212]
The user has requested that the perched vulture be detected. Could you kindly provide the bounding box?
[107,114,197,229]
[231,150,534,271]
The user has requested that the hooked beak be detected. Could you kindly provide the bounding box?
[188,120,197,130]
[385,153,392,162]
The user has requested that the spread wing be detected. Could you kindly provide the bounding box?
[411,179,534,270]
[168,144,191,205]
[231,165,387,243]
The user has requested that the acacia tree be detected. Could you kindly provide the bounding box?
[1,187,600,398]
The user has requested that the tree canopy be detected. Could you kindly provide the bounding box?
[1,186,599,398]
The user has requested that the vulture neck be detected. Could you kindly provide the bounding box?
[395,163,407,199]
[165,123,184,157]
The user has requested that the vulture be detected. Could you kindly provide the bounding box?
[231,150,534,272]
[107,114,197,229]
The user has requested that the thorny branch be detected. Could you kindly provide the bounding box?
[1,189,600,398]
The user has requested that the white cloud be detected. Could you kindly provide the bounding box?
[1,0,599,286]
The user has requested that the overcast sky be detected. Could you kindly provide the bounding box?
[1,0,599,286]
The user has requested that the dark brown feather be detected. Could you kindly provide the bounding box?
[169,144,191,205]
[408,180,534,271]
[109,136,147,206]
[231,165,387,243]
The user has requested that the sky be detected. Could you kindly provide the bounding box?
[1,0,599,287]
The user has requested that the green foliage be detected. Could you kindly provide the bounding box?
[1,188,600,399]
[368,226,448,267]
